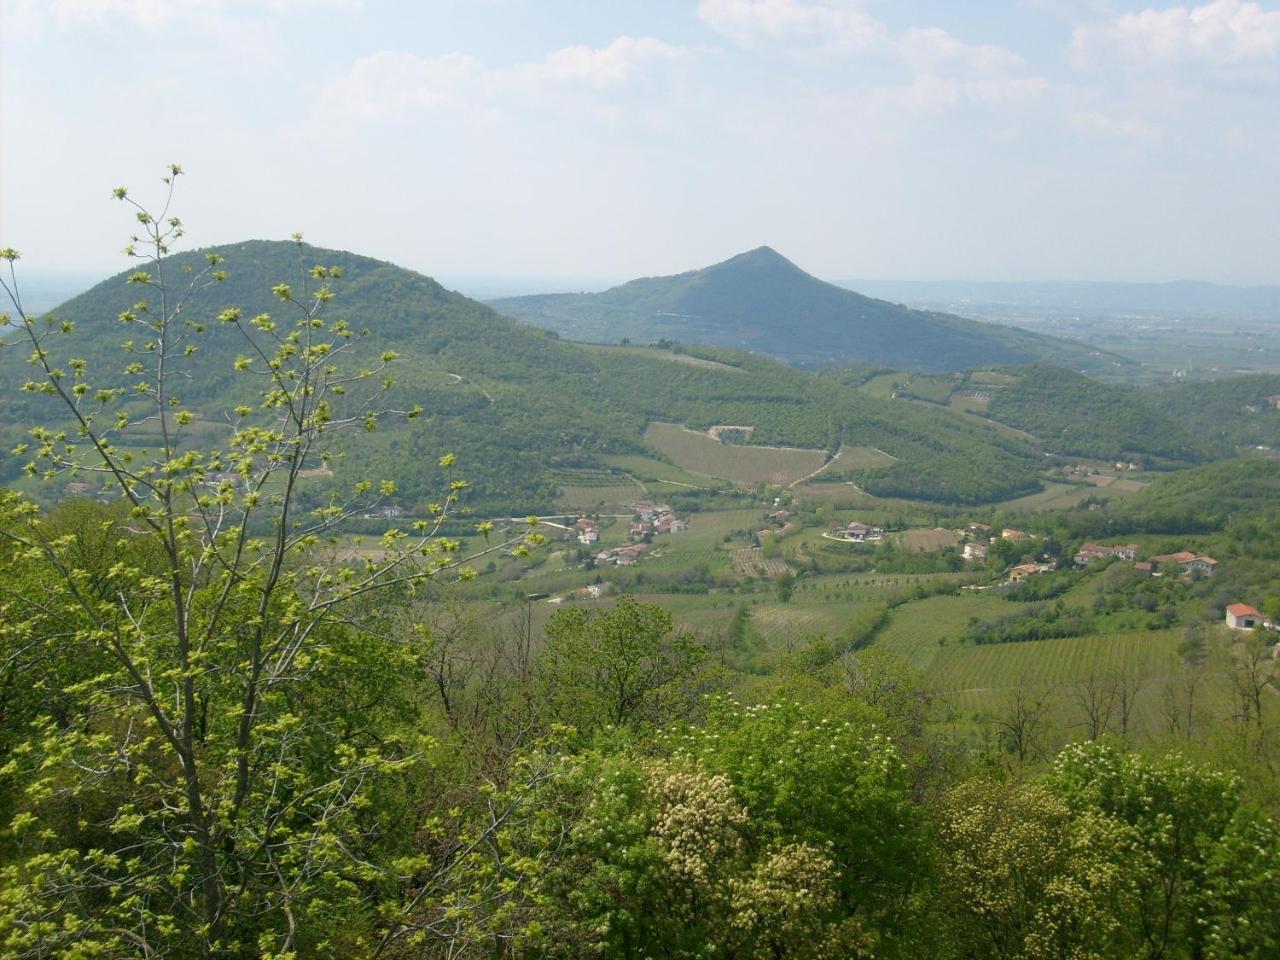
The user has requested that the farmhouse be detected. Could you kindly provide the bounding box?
[1002,528,1030,541]
[962,542,988,562]
[1074,542,1139,565]
[1148,550,1217,576]
[1134,562,1154,577]
[1009,562,1048,582]
[843,521,884,542]
[967,522,993,534]
[654,514,687,534]
[595,543,651,566]
[1226,603,1263,630]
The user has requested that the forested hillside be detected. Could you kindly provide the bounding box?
[490,247,1115,374]
[1151,374,1280,450]
[0,240,1048,510]
[981,364,1208,463]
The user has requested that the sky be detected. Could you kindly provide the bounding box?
[1,0,1279,288]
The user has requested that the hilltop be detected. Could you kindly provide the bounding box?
[489,247,1116,373]
[0,240,1048,512]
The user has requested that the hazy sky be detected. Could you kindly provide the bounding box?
[2,0,1279,286]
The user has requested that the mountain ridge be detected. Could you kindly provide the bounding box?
[489,248,1119,373]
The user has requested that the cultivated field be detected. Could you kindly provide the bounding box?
[730,546,790,578]
[997,482,1099,512]
[643,422,826,486]
[818,445,897,476]
[552,468,644,509]
[899,528,962,553]
[874,593,1018,669]
[600,454,708,488]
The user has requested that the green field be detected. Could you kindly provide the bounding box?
[551,468,645,509]
[997,478,1144,513]
[899,528,961,553]
[857,373,902,398]
[643,422,827,486]
[600,454,708,488]
[578,342,744,372]
[897,374,959,404]
[874,593,1018,668]
[819,444,897,476]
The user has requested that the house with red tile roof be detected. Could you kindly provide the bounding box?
[1226,603,1263,630]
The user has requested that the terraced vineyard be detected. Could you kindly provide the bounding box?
[899,528,962,553]
[552,468,644,509]
[600,454,708,488]
[930,629,1183,697]
[817,445,896,477]
[730,547,790,578]
[874,593,1018,669]
[643,422,827,486]
[739,601,876,653]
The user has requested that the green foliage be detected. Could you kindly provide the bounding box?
[1152,374,1280,451]
[539,596,707,736]
[984,364,1206,462]
[673,698,926,915]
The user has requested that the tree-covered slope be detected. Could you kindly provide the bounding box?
[981,365,1209,464]
[489,247,1116,373]
[1,240,1049,511]
[1149,374,1280,452]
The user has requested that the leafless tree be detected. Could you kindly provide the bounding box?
[1109,664,1145,741]
[1071,671,1116,740]
[1160,668,1201,741]
[996,688,1054,769]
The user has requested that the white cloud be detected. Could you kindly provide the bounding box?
[698,0,1030,75]
[696,0,888,54]
[325,51,484,120]
[900,27,1027,76]
[526,36,688,87]
[697,0,1046,119]
[1072,108,1162,140]
[1071,0,1280,70]
[323,37,692,123]
[40,0,360,28]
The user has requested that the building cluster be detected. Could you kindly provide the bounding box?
[757,509,798,542]
[1073,542,1217,577]
[594,542,651,566]
[629,500,687,539]
[568,501,688,567]
[960,522,1027,561]
[1074,542,1138,564]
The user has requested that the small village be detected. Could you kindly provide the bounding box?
[573,499,688,567]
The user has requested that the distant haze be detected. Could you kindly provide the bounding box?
[3,1,1280,286]
[844,280,1280,318]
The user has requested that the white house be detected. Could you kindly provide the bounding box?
[1226,603,1263,630]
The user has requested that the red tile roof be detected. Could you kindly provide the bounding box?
[1227,603,1261,618]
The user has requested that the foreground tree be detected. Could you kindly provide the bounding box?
[0,169,538,957]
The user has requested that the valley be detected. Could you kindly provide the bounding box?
[4,227,1280,960]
